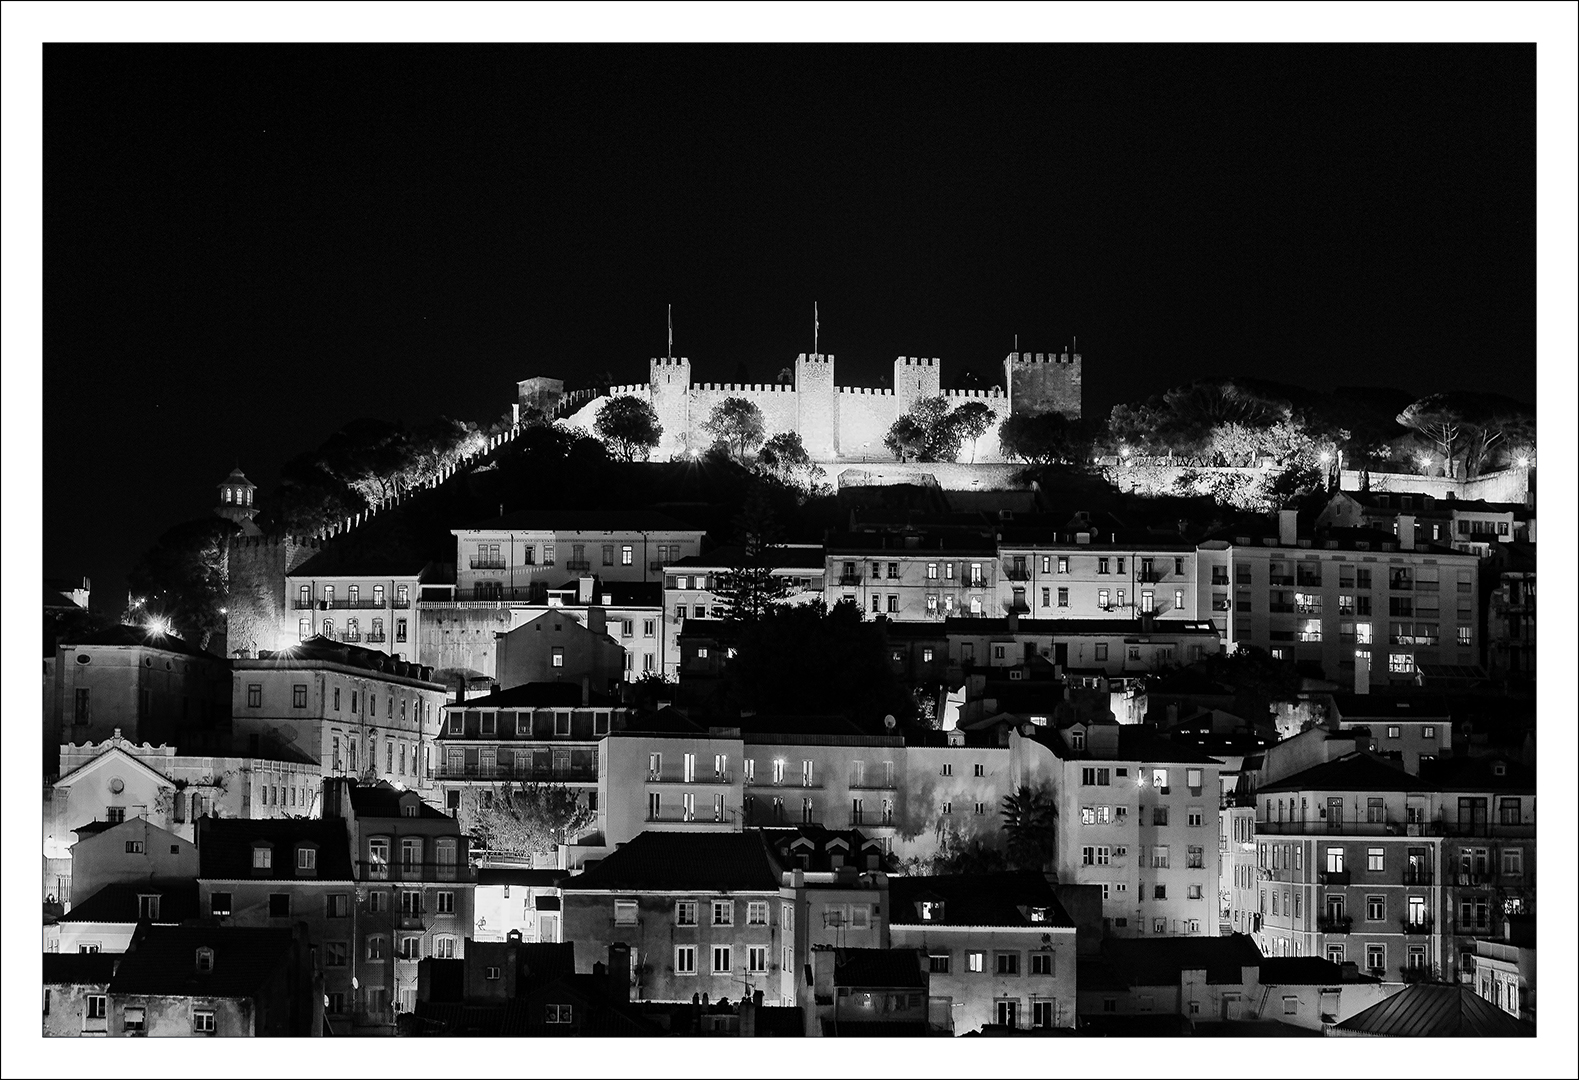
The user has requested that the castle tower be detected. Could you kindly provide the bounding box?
[215,468,262,533]
[893,356,941,414]
[1003,350,1083,418]
[648,356,692,455]
[794,352,838,460]
[516,376,566,423]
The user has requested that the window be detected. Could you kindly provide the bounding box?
[996,952,1020,975]
[712,945,732,973]
[1367,895,1385,921]
[210,892,233,916]
[929,952,952,974]
[1097,588,1110,609]
[368,838,390,879]
[268,892,290,917]
[192,1009,216,1034]
[1151,846,1170,868]
[291,683,308,709]
[1187,845,1204,869]
[367,934,389,960]
[1187,884,1204,900]
[545,1003,574,1025]
[435,891,455,914]
[748,946,769,973]
[1152,807,1169,826]
[747,900,769,926]
[1367,848,1385,872]
[676,900,698,926]
[1365,944,1385,973]
[675,945,697,974]
[966,951,985,973]
[327,893,349,918]
[1187,807,1204,827]
[712,899,734,926]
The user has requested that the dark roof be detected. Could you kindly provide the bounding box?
[108,925,296,998]
[1191,1020,1321,1037]
[831,948,927,989]
[1113,726,1225,765]
[1259,957,1379,985]
[1328,693,1452,719]
[1257,752,1430,795]
[825,532,997,556]
[72,820,118,837]
[422,958,466,1003]
[762,827,891,872]
[196,818,356,880]
[44,953,119,985]
[889,871,1075,928]
[734,714,875,739]
[545,579,664,607]
[347,781,454,820]
[613,708,709,735]
[818,1018,934,1036]
[462,510,701,533]
[1335,984,1535,1037]
[562,831,781,893]
[60,882,201,925]
[60,623,221,659]
[939,616,1221,637]
[248,635,439,682]
[1418,755,1536,792]
[475,867,566,888]
[288,547,429,578]
[445,682,620,710]
[670,545,826,571]
[44,585,83,610]
[1097,934,1263,986]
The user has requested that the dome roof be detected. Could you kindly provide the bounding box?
[221,468,255,487]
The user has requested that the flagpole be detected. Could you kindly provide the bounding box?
[668,303,673,359]
[814,301,819,358]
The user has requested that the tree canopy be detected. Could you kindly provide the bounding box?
[594,395,664,461]
[125,517,242,649]
[456,782,595,858]
[1397,392,1536,478]
[951,401,995,463]
[998,411,1089,465]
[704,397,767,461]
[883,395,973,462]
[711,484,797,621]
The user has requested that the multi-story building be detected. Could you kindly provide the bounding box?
[768,828,892,1008]
[284,550,428,660]
[324,780,479,1025]
[995,526,1201,624]
[42,954,117,1037]
[889,871,1078,1033]
[1251,753,1441,980]
[739,718,908,844]
[558,831,788,1005]
[433,682,628,820]
[1472,917,1535,1024]
[826,532,1000,621]
[1421,755,1536,986]
[48,625,232,753]
[494,606,628,692]
[451,510,706,601]
[46,880,201,956]
[1320,694,1454,774]
[229,637,447,792]
[805,947,932,1035]
[592,716,745,851]
[59,817,197,911]
[663,545,825,675]
[939,616,1222,679]
[472,868,565,943]
[1198,509,1481,688]
[194,817,361,1033]
[1483,540,1535,686]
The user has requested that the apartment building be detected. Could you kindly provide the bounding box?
[451,510,706,601]
[229,637,447,792]
[663,545,825,675]
[284,552,427,660]
[596,718,746,850]
[826,532,1000,621]
[1198,510,1480,688]
[940,616,1222,678]
[740,718,907,843]
[996,524,1201,623]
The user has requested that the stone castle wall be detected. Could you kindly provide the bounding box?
[225,534,321,657]
[554,349,1078,463]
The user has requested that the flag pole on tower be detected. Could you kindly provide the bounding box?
[668,303,673,359]
[814,301,819,357]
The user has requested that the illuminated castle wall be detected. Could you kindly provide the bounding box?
[542,350,1081,463]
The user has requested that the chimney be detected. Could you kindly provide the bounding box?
[608,942,631,1003]
[1278,509,1298,546]
[1397,514,1416,550]
[587,605,607,637]
[578,576,595,603]
[1007,610,1019,634]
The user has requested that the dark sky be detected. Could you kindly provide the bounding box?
[44,44,1535,609]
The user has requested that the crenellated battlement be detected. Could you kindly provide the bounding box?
[897,356,940,367]
[650,356,691,368]
[795,352,835,365]
[232,534,322,552]
[838,386,896,396]
[943,387,1007,399]
[693,382,795,393]
[1004,350,1081,366]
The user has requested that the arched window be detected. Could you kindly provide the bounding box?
[195,947,215,972]
[367,934,388,960]
[322,619,335,638]
[348,585,359,605]
[374,585,385,605]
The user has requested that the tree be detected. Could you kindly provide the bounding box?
[1394,392,1532,479]
[911,397,965,461]
[456,781,595,859]
[704,397,767,461]
[594,395,664,461]
[712,484,797,621]
[755,431,828,499]
[1397,395,1465,477]
[125,517,242,649]
[883,414,928,462]
[1000,785,1058,872]
[951,401,994,463]
[998,411,1085,465]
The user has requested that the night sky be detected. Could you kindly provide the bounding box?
[44,44,1535,608]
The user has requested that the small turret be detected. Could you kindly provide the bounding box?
[215,468,259,526]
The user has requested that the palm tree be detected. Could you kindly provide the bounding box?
[1001,785,1057,872]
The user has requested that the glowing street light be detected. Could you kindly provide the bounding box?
[1517,456,1529,467]
[1318,451,1332,465]
[145,617,172,637]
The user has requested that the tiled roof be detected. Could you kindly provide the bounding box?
[108,925,296,998]
[825,532,997,556]
[460,510,701,533]
[1098,934,1263,986]
[287,547,430,578]
[60,882,201,925]
[60,623,221,659]
[446,682,620,710]
[246,635,440,683]
[831,948,927,989]
[734,715,873,739]
[1259,957,1378,985]
[44,953,118,985]
[761,827,890,872]
[1114,727,1225,765]
[475,868,565,888]
[1418,755,1536,792]
[889,871,1074,928]
[196,817,355,880]
[562,831,781,893]
[1257,752,1430,795]
[937,616,1221,637]
[347,781,454,820]
[1334,984,1535,1037]
[1328,693,1452,719]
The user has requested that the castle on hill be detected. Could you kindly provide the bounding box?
[523,350,1081,463]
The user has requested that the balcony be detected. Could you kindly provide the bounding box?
[1400,965,1435,984]
[331,598,391,609]
[648,772,734,786]
[1399,916,1433,935]
[470,558,507,570]
[1317,915,1352,934]
[392,599,411,609]
[434,762,599,784]
[293,598,318,609]
[1268,603,1295,614]
[646,807,737,825]
[359,859,468,883]
[1430,819,1536,839]
[565,560,592,574]
[1257,819,1405,837]
[1317,870,1351,886]
[1211,574,1231,586]
[1138,571,1163,584]
[1453,871,1497,887]
[366,632,387,643]
[838,573,864,586]
[1403,869,1434,886]
[1269,574,1295,586]
[1003,564,1031,582]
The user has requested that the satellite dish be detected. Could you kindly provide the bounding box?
[883,715,896,730]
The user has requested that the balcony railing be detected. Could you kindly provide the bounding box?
[647,772,734,785]
[434,762,598,783]
[1137,571,1163,583]
[1316,915,1352,934]
[366,632,387,643]
[1211,574,1231,586]
[646,807,737,824]
[1430,819,1536,839]
[1317,870,1351,886]
[470,558,507,569]
[565,560,592,573]
[1269,574,1295,586]
[1403,869,1435,886]
[1257,820,1405,837]
[359,859,468,882]
[838,574,863,586]
[1003,564,1031,581]
[392,599,411,608]
[746,777,824,790]
[1399,916,1433,934]
[1268,603,1295,614]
